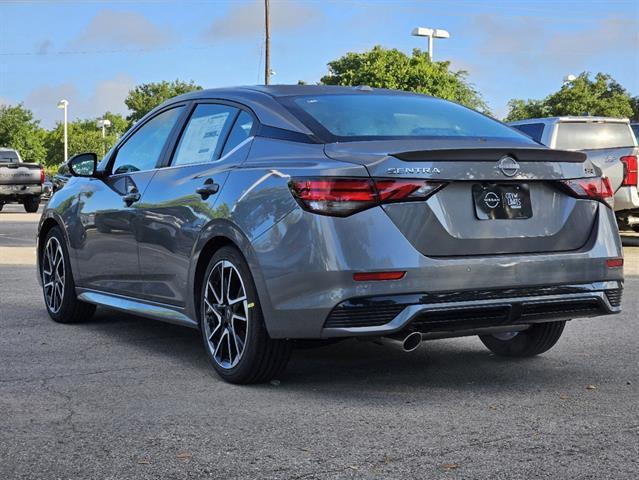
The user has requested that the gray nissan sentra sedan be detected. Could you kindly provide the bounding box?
[37,85,623,383]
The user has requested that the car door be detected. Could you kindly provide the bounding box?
[72,105,187,298]
[135,103,255,306]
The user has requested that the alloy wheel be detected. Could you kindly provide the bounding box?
[203,260,250,369]
[42,236,65,313]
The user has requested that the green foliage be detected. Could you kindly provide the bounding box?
[125,79,202,122]
[320,46,488,113]
[43,113,129,167]
[0,104,47,164]
[505,72,635,122]
[631,96,639,121]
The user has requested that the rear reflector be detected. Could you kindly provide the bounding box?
[353,271,406,281]
[560,177,614,208]
[621,155,638,187]
[606,258,623,268]
[289,177,445,216]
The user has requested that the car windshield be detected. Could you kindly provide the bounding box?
[555,122,635,150]
[284,94,531,142]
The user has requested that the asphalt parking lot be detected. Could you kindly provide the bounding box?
[1,203,638,479]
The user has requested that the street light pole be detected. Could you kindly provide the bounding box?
[411,27,450,61]
[57,99,69,163]
[264,0,270,85]
[96,119,112,156]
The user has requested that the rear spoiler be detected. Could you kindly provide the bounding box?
[392,148,587,163]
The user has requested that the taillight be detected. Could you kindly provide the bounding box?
[288,178,446,216]
[560,177,614,208]
[40,168,45,185]
[621,155,638,187]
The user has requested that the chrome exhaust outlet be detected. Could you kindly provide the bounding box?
[377,331,423,352]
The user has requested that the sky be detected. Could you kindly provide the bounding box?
[0,0,638,129]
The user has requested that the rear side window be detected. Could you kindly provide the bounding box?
[555,122,635,150]
[221,111,254,157]
[631,124,639,142]
[172,104,237,166]
[112,107,184,174]
[512,123,544,143]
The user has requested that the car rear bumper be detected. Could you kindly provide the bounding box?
[614,185,639,212]
[0,184,42,199]
[252,204,623,339]
[321,281,622,338]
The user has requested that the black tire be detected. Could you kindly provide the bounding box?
[23,196,39,213]
[41,226,96,323]
[632,225,639,233]
[479,321,565,357]
[0,203,4,211]
[199,246,292,384]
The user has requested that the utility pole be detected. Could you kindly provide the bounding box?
[264,0,270,85]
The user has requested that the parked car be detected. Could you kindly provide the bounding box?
[52,162,72,192]
[38,86,623,384]
[509,117,639,230]
[41,176,54,201]
[0,147,44,212]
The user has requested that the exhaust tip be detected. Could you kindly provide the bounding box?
[402,331,422,352]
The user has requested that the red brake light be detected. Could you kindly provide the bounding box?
[606,258,623,268]
[40,168,45,185]
[353,271,406,281]
[289,178,445,216]
[621,155,637,187]
[560,177,614,208]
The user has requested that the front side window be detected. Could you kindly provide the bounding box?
[555,122,635,150]
[282,94,533,142]
[111,107,184,174]
[172,104,238,166]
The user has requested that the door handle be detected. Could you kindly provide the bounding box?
[123,189,141,206]
[195,178,219,199]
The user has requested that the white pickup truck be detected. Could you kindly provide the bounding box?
[509,117,639,230]
[0,147,44,213]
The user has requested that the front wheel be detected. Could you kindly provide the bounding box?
[200,246,292,384]
[479,321,566,357]
[23,196,40,213]
[41,227,96,323]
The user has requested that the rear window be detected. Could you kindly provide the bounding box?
[282,94,533,143]
[631,124,639,142]
[0,150,19,163]
[555,122,635,150]
[512,123,545,143]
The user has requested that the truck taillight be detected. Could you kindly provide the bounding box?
[620,155,638,187]
[288,178,446,217]
[560,177,614,208]
[40,168,45,185]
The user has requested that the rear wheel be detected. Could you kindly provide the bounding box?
[479,321,565,357]
[41,227,95,323]
[23,196,39,213]
[200,246,292,384]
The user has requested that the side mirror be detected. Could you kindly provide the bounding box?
[68,152,98,177]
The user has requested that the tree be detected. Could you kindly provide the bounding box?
[631,96,639,122]
[125,80,202,122]
[320,46,488,113]
[0,104,47,164]
[44,113,129,167]
[505,72,635,122]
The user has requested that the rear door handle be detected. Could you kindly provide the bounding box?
[123,190,141,206]
[195,178,219,199]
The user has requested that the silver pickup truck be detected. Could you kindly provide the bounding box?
[509,117,639,230]
[0,147,44,213]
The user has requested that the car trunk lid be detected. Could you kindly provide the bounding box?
[324,140,599,256]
